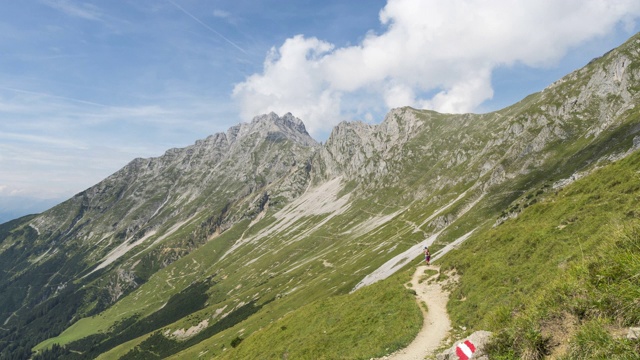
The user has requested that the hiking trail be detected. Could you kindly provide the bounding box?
[376,265,453,360]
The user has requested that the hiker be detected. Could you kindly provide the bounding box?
[424,246,431,265]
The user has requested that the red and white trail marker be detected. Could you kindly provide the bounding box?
[455,340,476,360]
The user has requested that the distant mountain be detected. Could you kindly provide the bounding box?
[2,32,640,360]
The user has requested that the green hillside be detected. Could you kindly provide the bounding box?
[442,149,640,359]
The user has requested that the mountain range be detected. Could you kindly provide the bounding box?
[1,32,640,359]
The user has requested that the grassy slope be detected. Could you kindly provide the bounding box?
[34,187,430,358]
[174,266,421,360]
[33,217,245,351]
[440,149,640,358]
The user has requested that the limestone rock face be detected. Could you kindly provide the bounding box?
[28,112,319,297]
[316,107,424,181]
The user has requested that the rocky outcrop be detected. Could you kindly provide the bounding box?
[316,107,424,181]
[436,331,493,360]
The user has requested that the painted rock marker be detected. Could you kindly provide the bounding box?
[455,340,476,360]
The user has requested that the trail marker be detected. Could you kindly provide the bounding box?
[455,340,476,360]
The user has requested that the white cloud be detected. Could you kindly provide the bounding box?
[233,0,640,135]
[41,0,104,21]
[233,35,341,134]
[383,83,416,109]
[0,132,88,150]
[213,9,231,19]
[420,67,495,114]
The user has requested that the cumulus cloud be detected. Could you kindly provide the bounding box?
[233,0,640,135]
[233,35,341,133]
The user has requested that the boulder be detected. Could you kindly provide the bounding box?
[436,331,493,360]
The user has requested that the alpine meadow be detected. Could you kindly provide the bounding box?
[3,31,640,360]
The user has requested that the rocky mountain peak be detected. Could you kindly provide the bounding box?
[227,112,318,148]
[317,107,427,181]
[253,112,309,134]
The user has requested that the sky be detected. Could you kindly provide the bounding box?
[1,0,640,221]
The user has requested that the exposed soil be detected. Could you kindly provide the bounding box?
[377,265,453,360]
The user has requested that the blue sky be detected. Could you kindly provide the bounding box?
[1,0,640,221]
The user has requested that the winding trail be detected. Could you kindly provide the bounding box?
[379,265,452,360]
[352,228,475,292]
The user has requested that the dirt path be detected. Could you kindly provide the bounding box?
[378,265,452,360]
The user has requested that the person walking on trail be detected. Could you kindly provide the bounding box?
[424,246,431,265]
